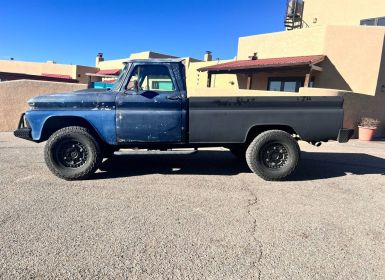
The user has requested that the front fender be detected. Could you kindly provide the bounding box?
[25,110,117,144]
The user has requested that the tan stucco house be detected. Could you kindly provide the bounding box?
[0,59,99,84]
[191,0,385,137]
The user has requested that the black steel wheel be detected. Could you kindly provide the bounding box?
[260,142,289,169]
[44,126,102,180]
[246,130,300,181]
[55,140,88,168]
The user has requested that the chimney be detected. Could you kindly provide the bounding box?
[96,52,104,66]
[204,51,212,62]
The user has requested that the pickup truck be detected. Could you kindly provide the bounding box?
[14,59,353,181]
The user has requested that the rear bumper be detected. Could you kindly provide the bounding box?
[337,128,354,143]
[14,113,33,141]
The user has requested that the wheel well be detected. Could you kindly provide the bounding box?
[40,116,105,144]
[245,125,299,144]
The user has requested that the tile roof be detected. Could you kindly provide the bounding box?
[198,55,325,72]
[96,69,121,75]
[41,73,73,79]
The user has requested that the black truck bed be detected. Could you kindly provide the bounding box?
[188,96,344,143]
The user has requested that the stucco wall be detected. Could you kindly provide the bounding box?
[0,60,73,77]
[0,60,98,84]
[96,51,182,70]
[341,91,385,138]
[75,65,100,84]
[186,60,238,90]
[303,0,385,28]
[237,26,385,96]
[319,26,385,95]
[97,58,127,70]
[0,80,87,131]
[238,27,326,60]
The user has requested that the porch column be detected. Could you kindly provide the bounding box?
[246,74,253,90]
[304,71,312,87]
[305,64,322,87]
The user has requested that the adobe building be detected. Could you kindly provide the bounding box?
[192,0,385,137]
[90,51,202,88]
[0,59,99,84]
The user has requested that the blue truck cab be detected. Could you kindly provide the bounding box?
[14,59,353,181]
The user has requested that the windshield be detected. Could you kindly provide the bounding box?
[111,63,130,91]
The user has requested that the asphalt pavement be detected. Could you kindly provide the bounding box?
[1,132,385,279]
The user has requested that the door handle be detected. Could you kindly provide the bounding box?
[166,95,182,101]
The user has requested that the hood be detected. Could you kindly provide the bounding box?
[28,88,117,110]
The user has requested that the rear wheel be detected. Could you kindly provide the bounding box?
[246,130,300,181]
[44,126,102,180]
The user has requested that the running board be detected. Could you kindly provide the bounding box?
[114,148,198,156]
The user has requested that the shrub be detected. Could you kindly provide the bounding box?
[359,117,380,128]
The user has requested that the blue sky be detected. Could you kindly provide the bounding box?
[0,0,286,66]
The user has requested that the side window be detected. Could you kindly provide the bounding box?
[126,65,175,92]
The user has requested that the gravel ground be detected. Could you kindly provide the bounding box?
[0,132,385,279]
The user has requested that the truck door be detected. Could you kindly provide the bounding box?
[116,63,182,143]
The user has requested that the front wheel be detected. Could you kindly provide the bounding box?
[246,130,300,181]
[44,126,102,180]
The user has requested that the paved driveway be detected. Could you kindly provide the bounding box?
[1,132,385,279]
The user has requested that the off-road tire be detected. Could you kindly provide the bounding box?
[44,126,102,180]
[246,130,300,181]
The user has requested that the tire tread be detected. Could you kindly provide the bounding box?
[245,130,300,181]
[44,126,102,180]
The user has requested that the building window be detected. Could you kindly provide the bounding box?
[378,18,385,26]
[267,77,314,92]
[360,17,385,26]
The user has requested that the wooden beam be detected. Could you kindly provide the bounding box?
[311,65,323,72]
[246,74,253,90]
[207,72,212,88]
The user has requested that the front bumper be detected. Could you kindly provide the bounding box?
[337,128,354,143]
[14,113,33,141]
